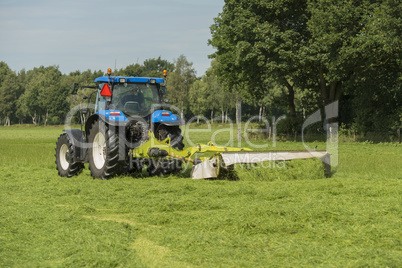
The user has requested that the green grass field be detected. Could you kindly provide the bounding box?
[0,126,401,267]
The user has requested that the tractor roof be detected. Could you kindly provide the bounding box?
[94,76,164,84]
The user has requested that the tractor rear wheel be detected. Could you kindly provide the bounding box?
[155,124,184,150]
[88,120,121,180]
[55,133,84,177]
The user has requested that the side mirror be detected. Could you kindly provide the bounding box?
[71,83,79,95]
[161,85,167,96]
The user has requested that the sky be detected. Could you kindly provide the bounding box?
[0,0,225,76]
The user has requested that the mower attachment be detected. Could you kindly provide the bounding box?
[190,151,331,179]
[130,131,331,180]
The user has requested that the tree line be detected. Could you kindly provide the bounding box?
[0,56,300,130]
[0,62,101,126]
[0,56,221,126]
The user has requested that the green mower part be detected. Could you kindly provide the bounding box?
[130,131,330,179]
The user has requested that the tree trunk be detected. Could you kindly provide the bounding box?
[286,85,296,119]
[221,108,224,124]
[4,115,10,126]
[80,113,86,126]
[197,116,200,124]
[283,79,296,134]
[236,101,241,143]
[44,109,48,126]
[318,70,342,142]
[319,69,329,124]
[262,106,265,120]
[211,108,214,124]
[319,69,342,122]
[259,104,263,123]
[268,124,271,140]
[32,111,37,125]
[180,101,184,120]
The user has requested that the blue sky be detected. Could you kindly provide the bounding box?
[0,0,224,76]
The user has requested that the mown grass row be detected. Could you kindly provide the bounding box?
[0,126,401,267]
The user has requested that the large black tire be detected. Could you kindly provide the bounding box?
[155,125,184,151]
[88,120,121,180]
[55,133,84,177]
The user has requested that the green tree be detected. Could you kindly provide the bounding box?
[0,69,20,126]
[189,79,209,123]
[209,0,308,125]
[15,69,28,124]
[117,58,174,78]
[203,63,235,124]
[306,0,401,134]
[167,55,196,119]
[143,57,174,77]
[0,62,25,126]
[118,63,145,77]
[210,0,401,134]
[47,81,70,125]
[20,66,67,125]
[306,0,399,105]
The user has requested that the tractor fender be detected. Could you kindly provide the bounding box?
[63,128,87,162]
[85,114,101,137]
[85,113,131,162]
[63,128,85,144]
[85,113,128,137]
[151,110,184,126]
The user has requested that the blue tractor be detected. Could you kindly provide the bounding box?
[55,68,184,179]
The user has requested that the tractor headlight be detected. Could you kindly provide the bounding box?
[150,79,156,84]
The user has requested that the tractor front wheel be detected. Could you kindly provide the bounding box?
[88,120,120,180]
[55,133,84,177]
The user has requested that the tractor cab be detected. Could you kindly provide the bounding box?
[94,76,165,118]
[89,69,181,130]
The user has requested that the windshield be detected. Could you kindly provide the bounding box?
[96,83,161,116]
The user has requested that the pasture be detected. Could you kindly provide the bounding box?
[0,126,401,267]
